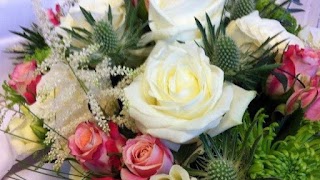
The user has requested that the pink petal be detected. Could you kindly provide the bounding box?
[121,168,148,180]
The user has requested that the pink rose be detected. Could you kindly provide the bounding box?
[286,85,320,121]
[68,121,126,175]
[47,4,61,26]
[121,134,173,180]
[266,45,320,97]
[8,60,41,104]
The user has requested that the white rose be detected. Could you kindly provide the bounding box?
[140,0,225,44]
[7,108,44,156]
[298,26,320,49]
[124,41,256,143]
[30,63,92,136]
[59,0,125,32]
[150,165,197,180]
[226,11,304,55]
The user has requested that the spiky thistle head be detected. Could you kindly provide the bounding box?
[213,36,240,72]
[231,0,256,20]
[92,21,119,55]
[206,159,238,180]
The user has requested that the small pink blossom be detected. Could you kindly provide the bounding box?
[68,121,126,175]
[121,134,173,180]
[8,60,41,104]
[47,4,62,26]
[286,81,320,121]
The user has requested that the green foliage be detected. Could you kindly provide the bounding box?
[189,110,270,180]
[196,13,280,90]
[9,24,48,60]
[231,0,256,20]
[1,82,26,108]
[250,121,320,179]
[63,1,149,68]
[25,48,51,64]
[256,0,302,34]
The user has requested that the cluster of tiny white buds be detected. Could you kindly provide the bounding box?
[88,92,110,132]
[116,63,145,89]
[67,44,100,70]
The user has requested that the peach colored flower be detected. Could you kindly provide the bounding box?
[68,121,126,174]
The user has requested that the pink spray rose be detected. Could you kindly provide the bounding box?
[121,134,173,180]
[266,45,320,96]
[68,121,126,175]
[47,4,62,26]
[286,77,320,121]
[8,60,41,104]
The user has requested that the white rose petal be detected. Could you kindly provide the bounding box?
[141,0,225,44]
[124,41,256,143]
[7,116,43,157]
[150,165,197,180]
[226,11,304,55]
[298,26,320,49]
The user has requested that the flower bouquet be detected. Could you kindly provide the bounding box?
[1,0,320,179]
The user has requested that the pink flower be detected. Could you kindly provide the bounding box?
[47,4,61,26]
[131,0,149,9]
[266,45,320,96]
[266,56,296,96]
[68,121,126,175]
[92,177,117,180]
[8,60,41,104]
[121,134,173,180]
[286,85,320,121]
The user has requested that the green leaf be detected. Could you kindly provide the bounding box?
[80,6,96,26]
[271,71,288,91]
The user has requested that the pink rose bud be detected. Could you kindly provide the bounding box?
[266,57,295,96]
[47,4,62,26]
[68,121,126,175]
[121,134,173,180]
[286,86,320,121]
[8,60,41,104]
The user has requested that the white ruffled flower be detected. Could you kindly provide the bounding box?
[124,41,256,143]
[7,108,43,157]
[150,165,197,180]
[298,26,320,49]
[59,0,125,31]
[141,0,225,44]
[30,63,92,134]
[226,11,304,55]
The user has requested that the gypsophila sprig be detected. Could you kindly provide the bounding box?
[88,92,109,132]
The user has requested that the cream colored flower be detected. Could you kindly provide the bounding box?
[298,26,320,49]
[7,107,43,156]
[226,11,304,55]
[140,0,225,44]
[124,41,256,143]
[150,165,197,180]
